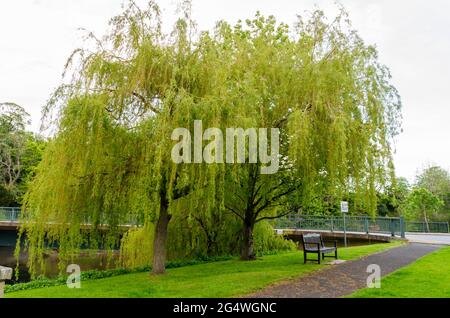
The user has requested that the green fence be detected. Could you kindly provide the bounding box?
[0,207,20,222]
[405,221,449,233]
[0,207,140,226]
[275,214,449,236]
[2,208,449,234]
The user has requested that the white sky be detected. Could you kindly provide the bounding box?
[1,0,449,181]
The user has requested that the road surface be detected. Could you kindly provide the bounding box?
[406,233,450,245]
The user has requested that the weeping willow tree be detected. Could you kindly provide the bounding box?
[213,11,402,259]
[19,0,401,275]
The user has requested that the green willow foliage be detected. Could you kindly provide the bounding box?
[18,1,401,276]
[120,225,154,268]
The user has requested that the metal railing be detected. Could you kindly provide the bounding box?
[0,207,20,222]
[405,221,450,234]
[275,214,450,236]
[2,207,449,234]
[0,207,141,226]
[275,215,404,237]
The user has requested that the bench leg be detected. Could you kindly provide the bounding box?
[304,251,307,264]
[317,252,321,264]
[335,249,338,260]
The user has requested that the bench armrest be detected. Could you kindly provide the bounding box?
[322,240,338,248]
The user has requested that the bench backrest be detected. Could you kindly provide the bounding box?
[302,234,324,251]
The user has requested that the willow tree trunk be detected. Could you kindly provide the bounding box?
[152,198,171,275]
[241,221,256,260]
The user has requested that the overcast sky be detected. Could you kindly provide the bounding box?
[1,0,449,181]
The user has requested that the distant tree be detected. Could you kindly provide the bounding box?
[0,103,46,206]
[0,186,16,206]
[17,134,46,198]
[417,166,450,194]
[416,166,450,219]
[377,177,410,216]
[396,177,412,202]
[402,187,444,232]
[0,103,29,194]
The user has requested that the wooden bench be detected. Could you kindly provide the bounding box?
[301,233,338,264]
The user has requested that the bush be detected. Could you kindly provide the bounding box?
[120,225,154,269]
[253,221,297,256]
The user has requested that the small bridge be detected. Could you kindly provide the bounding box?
[0,207,142,229]
[3,208,450,245]
[274,214,450,244]
[0,208,21,247]
[0,207,20,229]
[0,207,138,247]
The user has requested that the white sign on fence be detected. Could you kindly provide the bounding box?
[341,201,349,213]
[341,201,349,247]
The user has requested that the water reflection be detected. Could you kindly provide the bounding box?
[0,246,119,284]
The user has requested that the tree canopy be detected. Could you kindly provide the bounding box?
[415,165,450,220]
[402,187,444,231]
[19,1,402,276]
[0,103,45,206]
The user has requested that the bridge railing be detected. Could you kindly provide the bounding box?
[405,221,450,233]
[3,207,449,234]
[0,207,142,226]
[0,207,20,222]
[275,214,450,236]
[275,215,404,236]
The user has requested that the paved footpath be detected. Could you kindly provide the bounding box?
[406,233,450,245]
[250,243,442,298]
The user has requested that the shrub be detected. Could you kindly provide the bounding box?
[253,221,297,256]
[120,225,154,269]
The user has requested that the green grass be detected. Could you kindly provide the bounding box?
[7,242,402,298]
[351,246,450,298]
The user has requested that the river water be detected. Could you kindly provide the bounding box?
[0,246,119,284]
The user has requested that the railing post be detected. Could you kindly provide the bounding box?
[390,218,395,237]
[364,217,369,234]
[343,213,348,247]
[330,217,334,233]
[400,217,406,238]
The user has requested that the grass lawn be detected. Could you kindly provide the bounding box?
[6,242,402,298]
[351,246,450,298]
